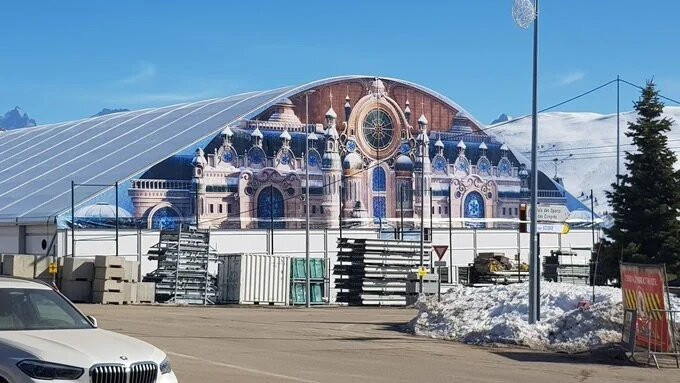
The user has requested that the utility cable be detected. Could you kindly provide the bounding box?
[619,78,680,105]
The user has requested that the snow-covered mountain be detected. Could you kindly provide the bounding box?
[491,106,680,215]
[491,113,512,125]
[91,108,129,117]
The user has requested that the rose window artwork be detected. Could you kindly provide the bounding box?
[362,109,394,150]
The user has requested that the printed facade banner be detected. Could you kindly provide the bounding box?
[620,263,672,352]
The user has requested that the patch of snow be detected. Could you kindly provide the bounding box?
[409,282,680,353]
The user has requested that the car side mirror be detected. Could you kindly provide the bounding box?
[87,315,98,328]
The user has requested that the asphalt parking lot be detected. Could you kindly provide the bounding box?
[79,304,677,383]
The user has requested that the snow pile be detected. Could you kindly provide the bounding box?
[410,283,629,353]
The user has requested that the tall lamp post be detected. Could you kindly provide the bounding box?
[513,0,540,324]
[417,114,428,294]
[304,89,316,308]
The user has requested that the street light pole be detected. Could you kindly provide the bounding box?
[304,90,315,308]
[71,180,75,257]
[528,0,540,324]
[417,115,427,294]
[400,185,404,240]
[115,181,119,257]
[512,0,540,324]
[616,75,620,185]
[420,143,425,294]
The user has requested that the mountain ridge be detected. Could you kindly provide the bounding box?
[490,106,680,215]
[0,107,36,130]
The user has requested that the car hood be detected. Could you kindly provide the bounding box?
[0,329,166,367]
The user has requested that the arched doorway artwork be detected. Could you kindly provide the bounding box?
[257,186,285,229]
[151,207,181,230]
[463,191,485,228]
[372,167,386,223]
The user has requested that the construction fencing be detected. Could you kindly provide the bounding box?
[44,227,597,302]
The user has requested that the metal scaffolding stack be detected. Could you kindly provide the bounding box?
[334,238,431,306]
[543,250,590,285]
[144,228,217,304]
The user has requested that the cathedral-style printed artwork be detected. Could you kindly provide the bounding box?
[66,78,579,230]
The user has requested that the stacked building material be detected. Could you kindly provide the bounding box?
[145,228,217,304]
[405,273,439,305]
[290,258,327,305]
[122,260,140,304]
[60,257,95,302]
[93,256,125,304]
[334,238,431,306]
[543,250,590,285]
[137,282,156,303]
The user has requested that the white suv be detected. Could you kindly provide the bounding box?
[0,277,178,383]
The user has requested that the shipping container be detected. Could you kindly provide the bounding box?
[217,254,290,305]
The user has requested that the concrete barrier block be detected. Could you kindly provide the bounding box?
[62,258,95,281]
[92,291,123,304]
[1,254,36,278]
[137,282,156,303]
[33,256,53,280]
[61,280,92,303]
[94,255,124,268]
[124,260,139,282]
[123,282,138,304]
[94,267,125,280]
[93,279,124,292]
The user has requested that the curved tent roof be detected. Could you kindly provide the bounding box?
[0,75,582,225]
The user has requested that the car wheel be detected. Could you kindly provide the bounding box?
[0,376,8,383]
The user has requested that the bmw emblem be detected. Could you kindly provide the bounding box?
[119,356,128,361]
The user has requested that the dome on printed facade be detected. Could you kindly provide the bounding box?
[251,127,263,138]
[325,106,337,119]
[268,98,302,125]
[76,202,132,219]
[192,148,207,167]
[343,152,363,170]
[394,155,414,172]
[371,78,386,94]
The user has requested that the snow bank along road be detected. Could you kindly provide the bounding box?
[410,283,657,353]
[79,304,676,383]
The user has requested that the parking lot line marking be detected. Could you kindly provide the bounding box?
[166,351,321,383]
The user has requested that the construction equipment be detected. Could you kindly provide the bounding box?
[467,252,529,285]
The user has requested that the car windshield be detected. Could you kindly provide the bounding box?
[0,288,93,331]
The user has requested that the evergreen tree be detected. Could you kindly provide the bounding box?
[601,81,680,281]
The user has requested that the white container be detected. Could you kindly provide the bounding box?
[218,254,290,305]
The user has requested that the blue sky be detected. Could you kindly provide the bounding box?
[2,0,679,125]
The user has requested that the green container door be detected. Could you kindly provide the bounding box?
[310,259,324,279]
[292,259,306,279]
[291,282,324,304]
[291,258,325,280]
[310,283,323,302]
[292,283,306,304]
